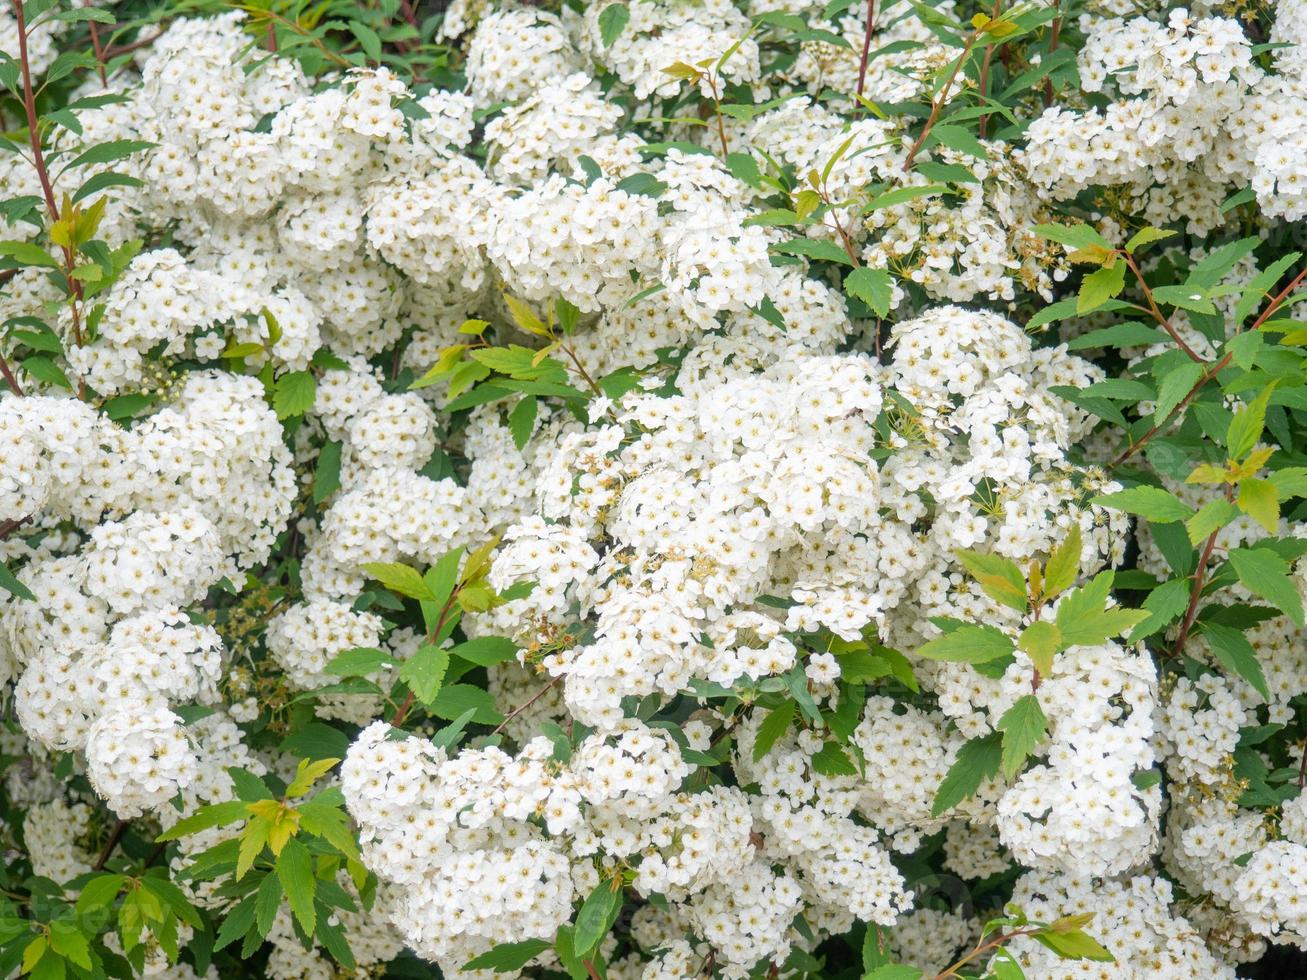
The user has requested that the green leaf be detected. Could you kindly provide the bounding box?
[1077,262,1126,314]
[325,647,395,677]
[1092,486,1194,524]
[508,395,537,450]
[1238,478,1280,534]
[48,922,90,970]
[1017,621,1061,676]
[954,549,1027,611]
[1228,548,1304,625]
[1032,223,1111,253]
[348,20,382,61]
[1227,385,1276,460]
[65,139,155,171]
[1064,321,1168,351]
[916,624,1014,663]
[22,355,71,390]
[451,636,518,667]
[931,733,1002,816]
[0,240,57,268]
[996,694,1047,779]
[422,547,464,612]
[275,838,316,935]
[1185,498,1239,546]
[1153,361,1204,426]
[753,700,796,761]
[864,184,947,211]
[313,440,341,504]
[1033,929,1114,962]
[398,645,450,706]
[0,561,33,601]
[1200,622,1269,700]
[1150,284,1216,314]
[429,684,502,725]
[573,880,623,959]
[1125,227,1176,253]
[844,267,892,317]
[360,562,436,600]
[463,939,552,973]
[770,238,854,266]
[254,871,281,939]
[926,124,987,160]
[1043,525,1081,599]
[156,800,248,841]
[286,757,338,797]
[863,967,922,980]
[1054,573,1149,647]
[1130,578,1190,641]
[811,741,858,777]
[272,370,316,420]
[74,873,124,915]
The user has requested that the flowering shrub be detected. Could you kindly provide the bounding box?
[2,0,1307,977]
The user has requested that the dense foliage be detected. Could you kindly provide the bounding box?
[2,0,1307,977]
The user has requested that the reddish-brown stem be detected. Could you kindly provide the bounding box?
[102,27,166,60]
[93,820,129,871]
[391,589,461,728]
[854,0,877,111]
[14,0,59,229]
[1111,264,1307,468]
[977,2,1001,137]
[0,517,28,539]
[1123,252,1202,362]
[583,962,601,980]
[903,32,980,172]
[1298,740,1307,790]
[932,928,1039,979]
[1043,12,1062,107]
[88,20,108,86]
[1169,485,1233,660]
[0,352,22,396]
[1110,356,1225,468]
[398,0,419,29]
[491,675,560,736]
[706,75,730,157]
[13,0,88,370]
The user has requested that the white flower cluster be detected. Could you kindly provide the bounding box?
[4,1,1307,977]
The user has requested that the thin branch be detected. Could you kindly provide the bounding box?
[854,0,877,111]
[0,351,22,396]
[902,30,981,171]
[93,820,129,871]
[1111,264,1307,468]
[1123,252,1202,362]
[88,20,108,87]
[491,675,560,736]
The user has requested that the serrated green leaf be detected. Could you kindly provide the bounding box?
[1077,262,1126,313]
[1228,548,1304,625]
[1017,621,1061,676]
[916,624,1014,663]
[1043,525,1081,599]
[463,939,552,973]
[1092,486,1194,524]
[275,838,316,935]
[1201,622,1270,700]
[573,879,623,960]
[931,733,1002,816]
[360,562,436,601]
[844,267,893,317]
[955,549,1027,611]
[996,694,1047,779]
[1238,478,1280,534]
[398,645,450,706]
